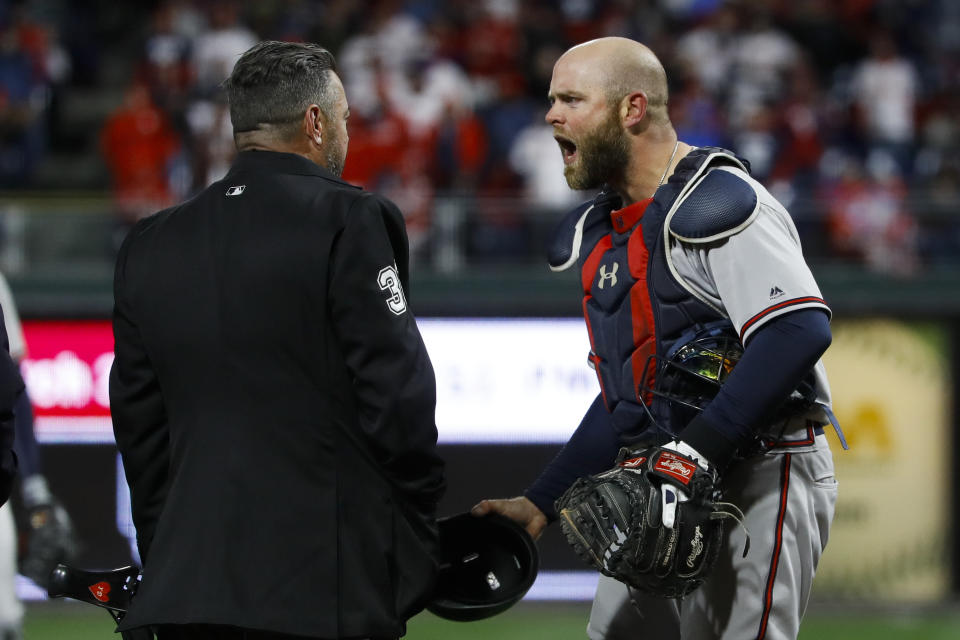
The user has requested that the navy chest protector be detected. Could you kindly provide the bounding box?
[548,148,755,442]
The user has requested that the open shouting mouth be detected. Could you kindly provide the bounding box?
[555,134,578,165]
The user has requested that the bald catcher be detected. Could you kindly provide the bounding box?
[475,37,840,640]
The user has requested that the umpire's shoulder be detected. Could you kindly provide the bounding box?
[667,167,759,243]
[116,201,186,255]
[344,189,405,227]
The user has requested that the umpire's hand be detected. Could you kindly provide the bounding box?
[471,496,548,540]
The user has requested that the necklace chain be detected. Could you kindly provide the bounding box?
[657,140,680,191]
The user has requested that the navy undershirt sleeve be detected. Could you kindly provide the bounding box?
[12,391,40,477]
[524,394,622,522]
[680,308,832,470]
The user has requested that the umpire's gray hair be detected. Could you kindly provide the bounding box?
[223,41,338,137]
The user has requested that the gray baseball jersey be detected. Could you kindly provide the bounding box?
[668,165,834,427]
[587,163,838,640]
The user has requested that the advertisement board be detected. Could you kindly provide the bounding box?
[12,318,954,603]
[22,318,598,445]
[814,320,951,600]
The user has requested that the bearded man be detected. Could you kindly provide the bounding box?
[475,37,841,640]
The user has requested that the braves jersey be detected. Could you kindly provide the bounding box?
[665,164,833,419]
[551,147,833,443]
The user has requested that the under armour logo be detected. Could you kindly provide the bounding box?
[225,185,246,196]
[769,286,785,299]
[598,263,619,289]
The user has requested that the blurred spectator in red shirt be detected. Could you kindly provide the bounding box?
[824,150,919,275]
[770,59,827,187]
[341,62,438,265]
[101,81,182,227]
[458,2,523,106]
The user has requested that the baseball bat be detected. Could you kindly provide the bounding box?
[47,563,140,615]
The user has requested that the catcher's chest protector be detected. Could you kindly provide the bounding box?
[576,149,748,441]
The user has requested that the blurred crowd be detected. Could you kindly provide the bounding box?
[1,0,959,273]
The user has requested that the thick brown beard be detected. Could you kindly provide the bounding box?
[564,109,629,191]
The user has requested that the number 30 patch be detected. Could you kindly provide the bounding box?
[377,264,407,315]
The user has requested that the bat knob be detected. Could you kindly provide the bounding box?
[47,563,71,598]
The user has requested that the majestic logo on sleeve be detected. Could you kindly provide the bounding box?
[377,264,407,315]
[225,185,245,196]
[598,262,619,289]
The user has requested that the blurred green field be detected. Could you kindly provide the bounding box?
[22,600,960,639]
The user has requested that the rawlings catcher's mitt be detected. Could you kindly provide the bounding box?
[556,446,745,599]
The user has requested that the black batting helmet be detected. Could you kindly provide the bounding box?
[427,512,539,622]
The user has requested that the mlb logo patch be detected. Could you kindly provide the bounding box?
[653,451,697,485]
[225,185,246,196]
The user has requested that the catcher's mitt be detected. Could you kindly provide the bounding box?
[556,446,743,599]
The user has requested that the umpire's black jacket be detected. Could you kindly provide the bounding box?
[110,151,445,638]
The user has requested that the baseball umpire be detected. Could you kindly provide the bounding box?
[473,37,842,640]
[110,41,445,639]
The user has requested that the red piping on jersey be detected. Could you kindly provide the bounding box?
[740,297,827,341]
[757,454,792,640]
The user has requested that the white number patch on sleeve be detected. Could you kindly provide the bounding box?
[377,264,407,315]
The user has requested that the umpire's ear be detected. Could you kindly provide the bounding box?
[303,104,324,147]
